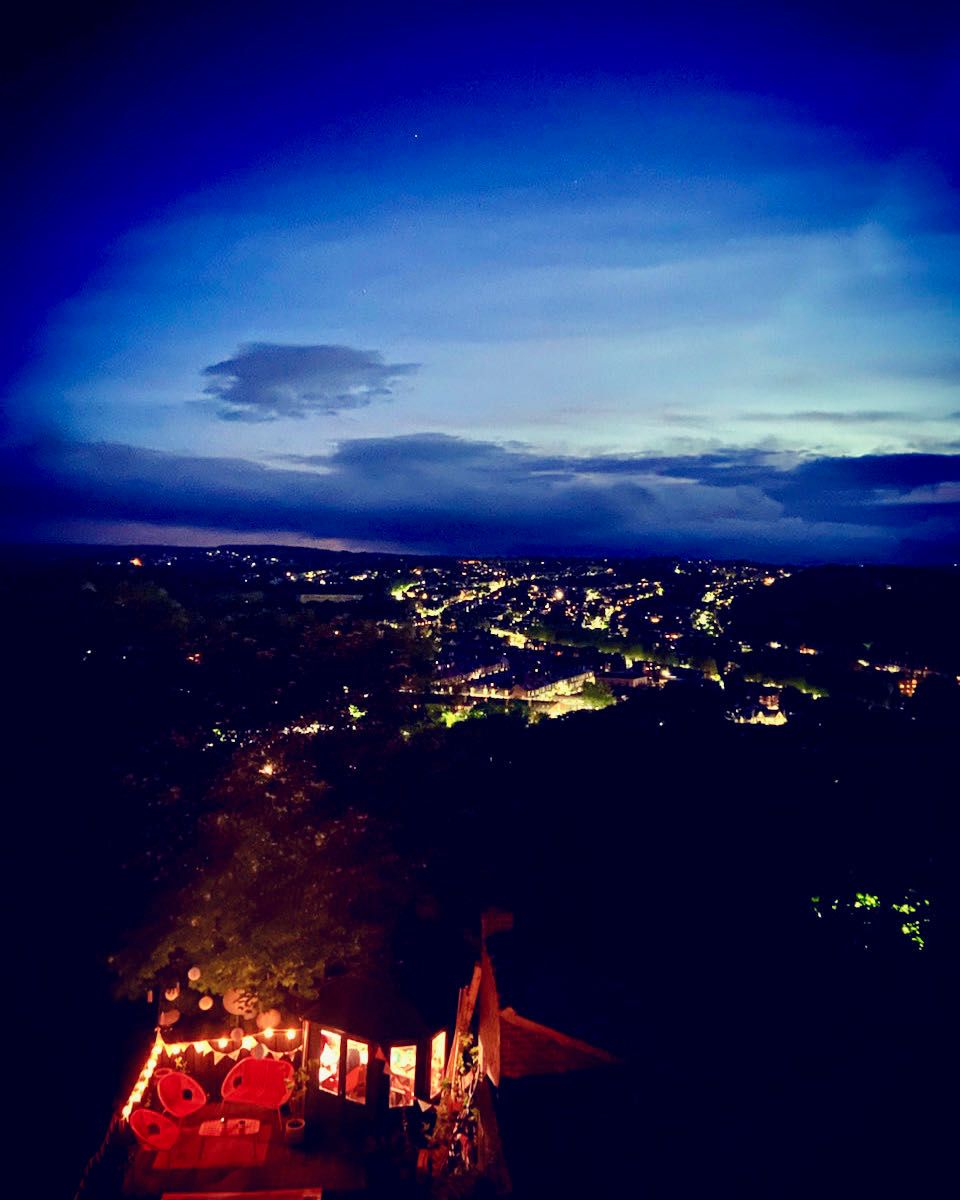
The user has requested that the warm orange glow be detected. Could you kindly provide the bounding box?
[430,1030,446,1097]
[129,557,143,568]
[345,1039,369,1104]
[159,1028,301,1056]
[121,1034,163,1120]
[389,1044,416,1107]
[117,1024,305,1122]
[318,1029,342,1095]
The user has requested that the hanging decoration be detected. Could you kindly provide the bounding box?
[198,996,214,1011]
[187,966,202,981]
[223,987,259,1018]
[161,1027,301,1056]
[115,1021,303,1122]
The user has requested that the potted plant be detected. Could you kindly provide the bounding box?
[283,1064,310,1145]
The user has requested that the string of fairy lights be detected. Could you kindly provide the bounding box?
[121,1027,303,1120]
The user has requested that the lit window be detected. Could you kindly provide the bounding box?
[344,1039,369,1104]
[389,1044,416,1107]
[318,1029,342,1095]
[430,1031,446,1097]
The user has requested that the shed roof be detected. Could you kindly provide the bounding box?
[499,1007,620,1079]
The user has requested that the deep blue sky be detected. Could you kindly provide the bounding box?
[3,0,958,561]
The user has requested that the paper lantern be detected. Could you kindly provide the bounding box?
[198,995,214,1011]
[256,1008,281,1030]
[223,987,258,1018]
[159,1008,180,1026]
[252,1043,267,1059]
[163,984,180,1002]
[230,1027,244,1046]
[187,966,201,981]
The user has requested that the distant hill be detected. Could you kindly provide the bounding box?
[728,565,960,672]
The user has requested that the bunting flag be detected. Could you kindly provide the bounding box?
[213,1051,226,1065]
[196,1042,212,1056]
[227,1049,241,1061]
[417,1099,434,1112]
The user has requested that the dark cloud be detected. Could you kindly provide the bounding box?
[740,410,920,424]
[201,343,419,421]
[3,436,958,563]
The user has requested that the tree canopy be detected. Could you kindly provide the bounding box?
[113,743,414,1005]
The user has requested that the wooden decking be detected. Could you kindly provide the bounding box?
[124,1101,366,1196]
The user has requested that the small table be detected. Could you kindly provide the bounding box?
[199,1117,261,1137]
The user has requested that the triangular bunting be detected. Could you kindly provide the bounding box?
[213,1051,225,1064]
[228,1049,241,1060]
[417,1099,433,1112]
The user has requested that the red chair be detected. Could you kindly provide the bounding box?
[157,1070,207,1119]
[130,1107,180,1151]
[221,1057,294,1109]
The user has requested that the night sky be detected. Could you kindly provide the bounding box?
[3,1,958,561]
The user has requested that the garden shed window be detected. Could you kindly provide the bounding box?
[389,1044,416,1107]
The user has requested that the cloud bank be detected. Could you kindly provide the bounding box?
[4,435,958,563]
[201,343,419,421]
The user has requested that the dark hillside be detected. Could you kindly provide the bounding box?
[728,565,960,671]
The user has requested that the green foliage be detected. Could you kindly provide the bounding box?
[743,671,828,699]
[529,620,720,673]
[810,890,932,951]
[580,680,616,708]
[113,744,414,1004]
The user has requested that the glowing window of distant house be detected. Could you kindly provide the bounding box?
[318,1029,342,1095]
[344,1039,369,1104]
[389,1044,416,1107]
[429,1031,446,1097]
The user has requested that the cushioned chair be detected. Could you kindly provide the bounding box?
[157,1070,207,1119]
[130,1107,180,1151]
[221,1057,294,1109]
